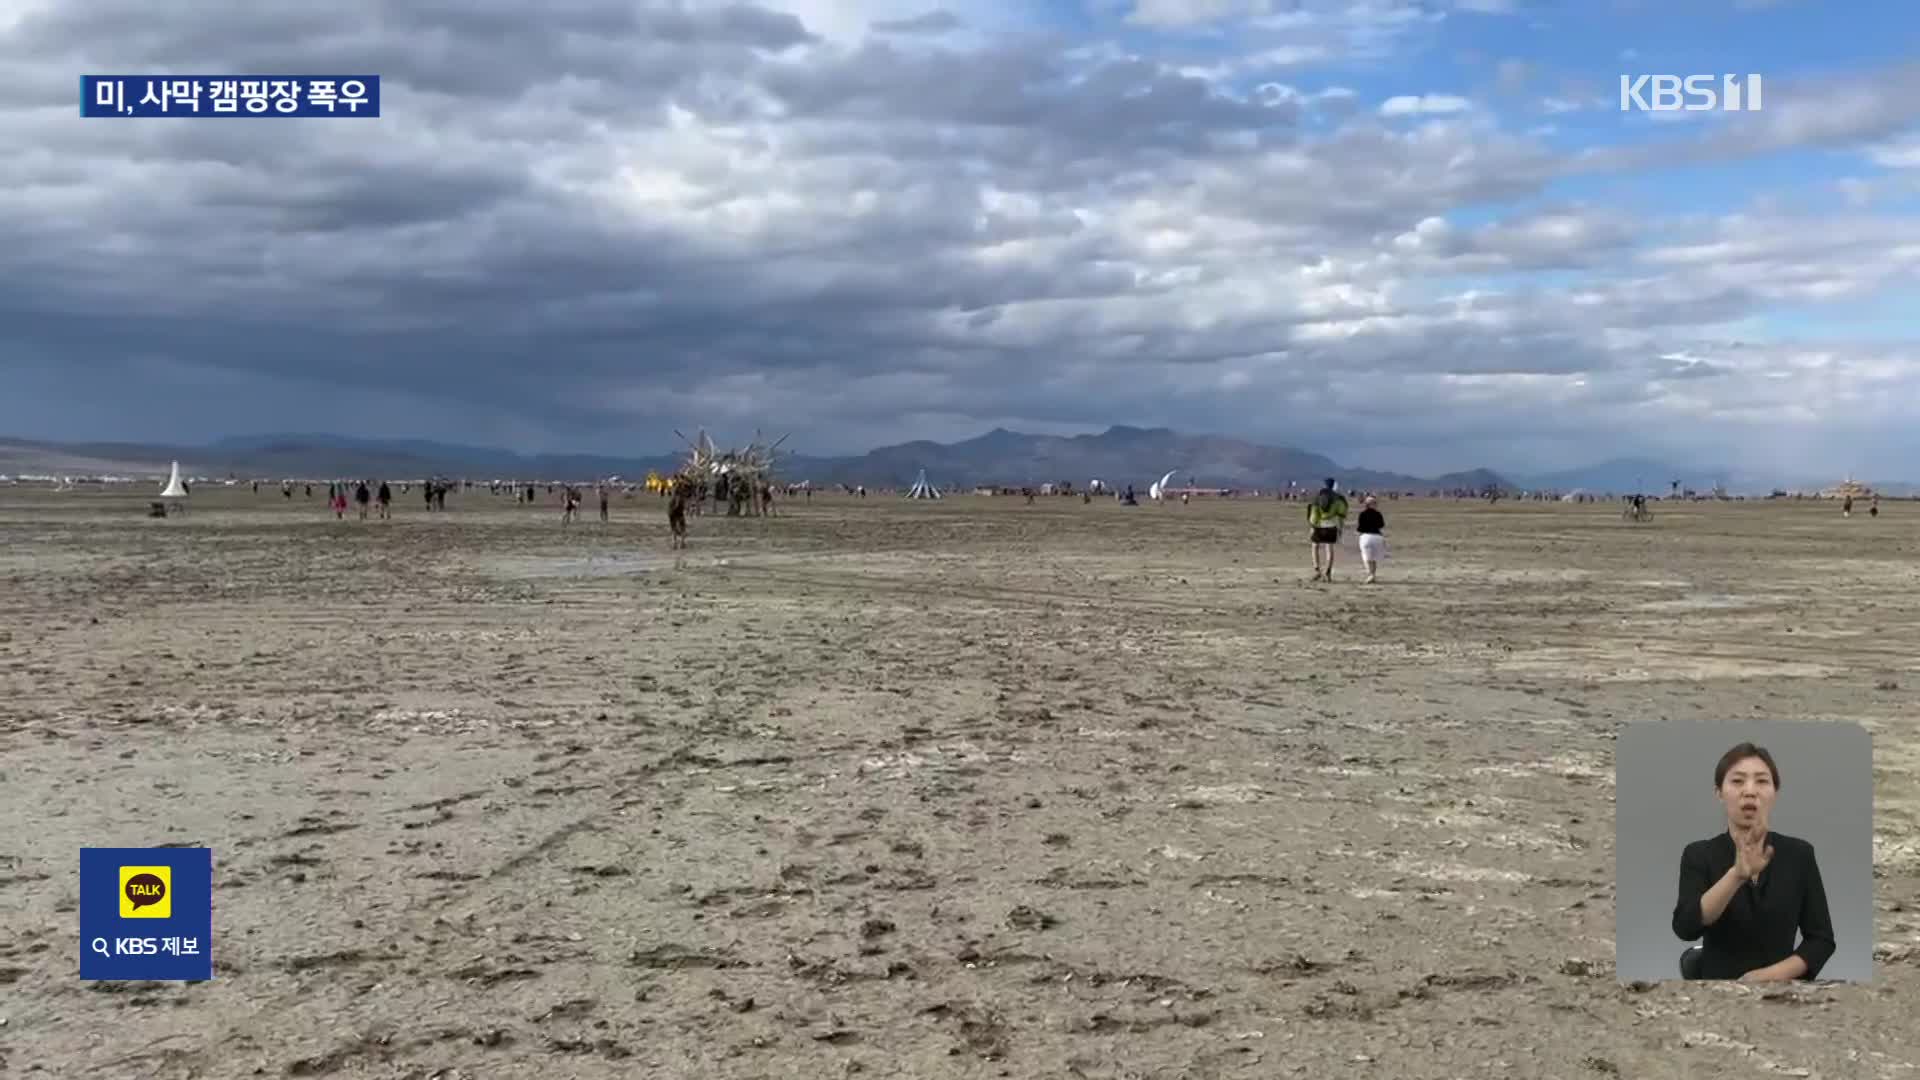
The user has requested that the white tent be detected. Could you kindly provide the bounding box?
[905,469,941,499]
[159,461,188,499]
[1148,469,1177,501]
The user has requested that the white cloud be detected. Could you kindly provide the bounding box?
[1867,136,1920,168]
[1381,93,1472,116]
[1126,0,1245,27]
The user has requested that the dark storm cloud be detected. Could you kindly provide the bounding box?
[9,0,813,103]
[268,168,529,232]
[0,0,1915,467]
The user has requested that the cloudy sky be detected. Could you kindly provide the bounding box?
[3,0,1918,476]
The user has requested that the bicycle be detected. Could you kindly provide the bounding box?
[1622,504,1654,523]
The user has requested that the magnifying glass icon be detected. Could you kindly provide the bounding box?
[90,937,110,957]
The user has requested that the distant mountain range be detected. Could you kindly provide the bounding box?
[0,428,1504,492]
[812,426,1508,492]
[0,430,1908,495]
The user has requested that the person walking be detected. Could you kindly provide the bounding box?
[354,481,371,521]
[667,475,692,549]
[1355,495,1386,584]
[377,481,392,520]
[1307,477,1349,582]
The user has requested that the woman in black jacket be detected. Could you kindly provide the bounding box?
[1672,742,1835,980]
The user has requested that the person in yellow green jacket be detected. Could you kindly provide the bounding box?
[1307,477,1349,582]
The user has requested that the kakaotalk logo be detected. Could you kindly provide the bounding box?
[119,865,172,918]
[1620,74,1763,112]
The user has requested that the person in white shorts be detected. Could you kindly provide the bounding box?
[1355,495,1386,584]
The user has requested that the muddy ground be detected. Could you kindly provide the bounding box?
[1,486,1916,1079]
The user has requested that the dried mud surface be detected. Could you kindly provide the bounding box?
[1,487,1916,1079]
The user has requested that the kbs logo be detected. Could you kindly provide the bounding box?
[119,865,171,918]
[1620,74,1763,112]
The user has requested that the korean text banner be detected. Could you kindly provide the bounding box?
[80,76,380,118]
[80,847,213,981]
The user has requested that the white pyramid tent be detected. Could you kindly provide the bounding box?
[905,469,941,499]
[159,461,188,498]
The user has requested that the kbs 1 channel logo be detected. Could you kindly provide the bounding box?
[1620,73,1763,113]
[80,76,381,118]
[80,847,213,981]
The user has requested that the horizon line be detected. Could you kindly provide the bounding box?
[2,429,1898,487]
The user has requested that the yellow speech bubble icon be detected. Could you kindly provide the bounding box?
[119,865,172,918]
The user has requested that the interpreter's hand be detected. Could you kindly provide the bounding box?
[1733,826,1773,882]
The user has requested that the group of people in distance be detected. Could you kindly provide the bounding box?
[327,480,392,520]
[1306,477,1890,586]
[1304,477,1386,584]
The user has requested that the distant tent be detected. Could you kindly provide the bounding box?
[159,461,188,499]
[1148,469,1177,501]
[905,469,941,499]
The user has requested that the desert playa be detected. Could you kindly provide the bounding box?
[2,487,1917,1079]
